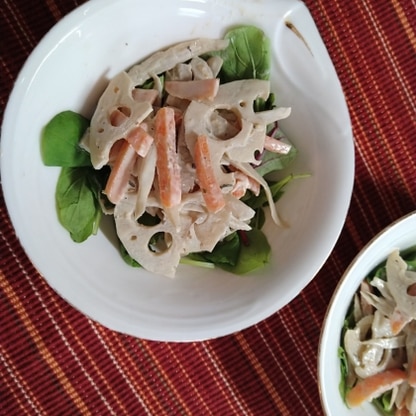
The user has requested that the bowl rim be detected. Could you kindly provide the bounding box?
[0,0,355,341]
[317,209,416,414]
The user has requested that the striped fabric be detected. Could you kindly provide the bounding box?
[1,0,415,414]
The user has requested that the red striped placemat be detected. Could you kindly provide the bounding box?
[1,0,415,414]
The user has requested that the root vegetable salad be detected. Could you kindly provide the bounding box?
[41,26,305,277]
[339,249,416,415]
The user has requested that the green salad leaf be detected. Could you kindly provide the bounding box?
[228,229,271,274]
[208,25,271,83]
[191,232,241,268]
[255,147,298,177]
[56,167,102,242]
[186,229,271,275]
[41,111,91,167]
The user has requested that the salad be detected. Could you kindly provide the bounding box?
[339,249,416,415]
[41,26,305,277]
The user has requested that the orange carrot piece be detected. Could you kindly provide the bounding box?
[104,140,137,204]
[194,134,225,213]
[154,107,181,208]
[126,126,154,157]
[108,139,125,167]
[109,106,131,126]
[345,369,407,408]
[165,79,219,101]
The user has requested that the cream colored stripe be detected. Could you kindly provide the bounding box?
[201,343,251,416]
[1,233,115,414]
[88,323,154,415]
[235,332,291,414]
[317,0,415,220]
[98,330,163,414]
[0,273,91,415]
[392,0,416,50]
[3,0,37,48]
[0,344,44,415]
[363,1,416,114]
[142,342,194,415]
[97,324,167,414]
[4,274,117,414]
[166,343,213,415]
[345,2,416,203]
[45,294,129,416]
[255,326,317,415]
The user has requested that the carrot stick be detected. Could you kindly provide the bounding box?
[345,369,407,408]
[126,125,154,157]
[153,107,181,209]
[194,134,225,213]
[104,140,137,204]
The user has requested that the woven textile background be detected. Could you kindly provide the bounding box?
[1,0,415,415]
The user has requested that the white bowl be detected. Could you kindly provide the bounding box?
[0,0,354,341]
[318,211,416,415]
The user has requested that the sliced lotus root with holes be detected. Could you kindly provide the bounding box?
[87,71,153,169]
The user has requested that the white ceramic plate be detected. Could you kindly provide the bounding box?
[318,211,416,415]
[1,0,353,341]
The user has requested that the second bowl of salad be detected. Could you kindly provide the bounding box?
[319,211,416,416]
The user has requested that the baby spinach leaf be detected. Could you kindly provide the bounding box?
[42,111,91,167]
[210,25,271,82]
[187,230,270,275]
[198,232,241,267]
[221,229,271,275]
[56,167,101,243]
[255,147,298,177]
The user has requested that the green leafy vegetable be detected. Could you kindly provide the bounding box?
[338,346,349,402]
[339,297,358,402]
[255,147,298,177]
[197,232,241,267]
[209,25,271,83]
[243,173,309,210]
[186,229,271,275]
[56,167,102,242]
[41,111,91,167]
[120,242,141,268]
[372,395,394,416]
[224,229,271,275]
